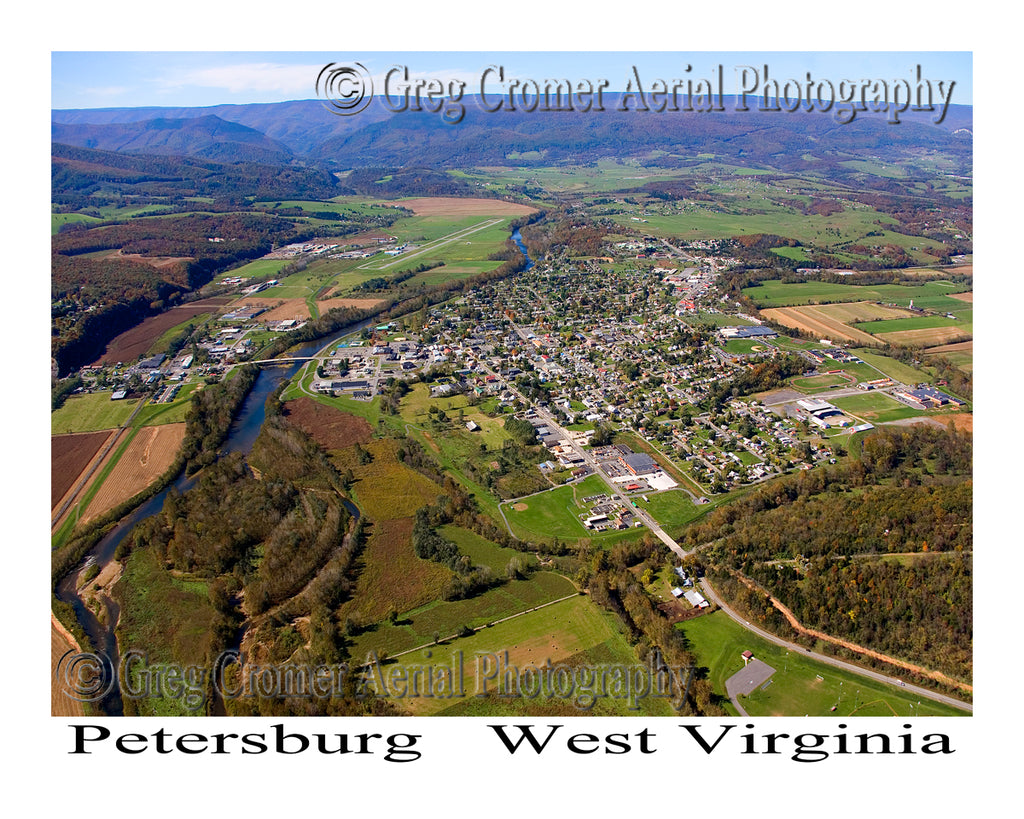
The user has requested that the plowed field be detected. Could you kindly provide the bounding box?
[760,305,879,344]
[92,298,231,365]
[51,430,116,508]
[81,423,186,522]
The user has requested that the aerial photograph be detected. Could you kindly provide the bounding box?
[49,50,974,730]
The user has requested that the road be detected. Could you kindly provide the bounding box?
[697,576,972,713]
[485,364,971,713]
[283,319,971,715]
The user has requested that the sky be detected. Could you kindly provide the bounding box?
[50,51,973,111]
[22,3,1018,813]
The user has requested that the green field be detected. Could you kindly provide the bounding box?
[832,391,924,423]
[791,372,854,393]
[52,212,102,234]
[51,391,140,434]
[634,490,704,535]
[131,384,200,426]
[743,280,970,312]
[359,594,676,716]
[848,349,934,384]
[678,610,968,717]
[682,311,756,328]
[215,258,292,281]
[114,547,216,716]
[440,525,537,575]
[500,474,646,545]
[853,310,972,335]
[346,570,578,661]
[722,338,767,355]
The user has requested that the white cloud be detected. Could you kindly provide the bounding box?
[157,62,323,95]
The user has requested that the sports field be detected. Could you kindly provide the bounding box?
[831,392,922,423]
[500,474,643,544]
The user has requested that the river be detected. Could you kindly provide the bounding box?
[53,321,370,715]
[55,226,533,716]
[511,228,535,271]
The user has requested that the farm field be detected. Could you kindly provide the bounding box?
[848,349,935,384]
[853,310,972,335]
[352,592,675,716]
[395,197,539,217]
[925,340,973,372]
[282,397,373,449]
[348,569,578,661]
[813,301,917,323]
[332,438,444,523]
[51,391,139,434]
[677,610,967,717]
[873,326,972,347]
[81,423,186,523]
[744,280,970,311]
[760,305,881,345]
[51,430,115,508]
[90,298,232,366]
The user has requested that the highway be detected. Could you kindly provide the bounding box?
[487,364,971,713]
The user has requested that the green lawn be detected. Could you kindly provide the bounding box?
[634,490,704,535]
[853,311,973,335]
[131,384,201,426]
[51,391,141,434]
[832,391,924,423]
[848,349,933,384]
[678,609,968,717]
